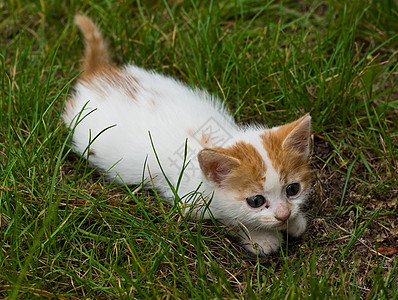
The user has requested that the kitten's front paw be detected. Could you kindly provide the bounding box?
[241,230,282,256]
[287,214,307,237]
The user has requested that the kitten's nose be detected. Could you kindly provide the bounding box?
[275,205,290,222]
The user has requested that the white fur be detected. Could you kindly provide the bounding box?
[64,64,309,255]
[64,66,238,193]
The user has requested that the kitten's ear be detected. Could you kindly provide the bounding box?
[282,114,311,157]
[198,149,240,186]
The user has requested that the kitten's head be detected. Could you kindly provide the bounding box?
[198,115,312,230]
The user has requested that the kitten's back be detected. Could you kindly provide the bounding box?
[63,15,238,191]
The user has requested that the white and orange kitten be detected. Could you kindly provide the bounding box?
[63,15,312,256]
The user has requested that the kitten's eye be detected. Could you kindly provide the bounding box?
[246,195,266,208]
[286,183,300,197]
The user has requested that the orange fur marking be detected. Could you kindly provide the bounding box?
[81,67,139,99]
[261,115,312,188]
[74,15,110,75]
[75,15,139,99]
[212,142,267,194]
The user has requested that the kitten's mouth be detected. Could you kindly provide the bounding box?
[275,221,288,230]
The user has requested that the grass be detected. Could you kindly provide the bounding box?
[1,0,397,298]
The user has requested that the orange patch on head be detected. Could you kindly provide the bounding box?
[260,115,312,187]
[200,142,267,194]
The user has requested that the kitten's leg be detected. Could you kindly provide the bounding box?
[287,213,307,237]
[239,228,283,256]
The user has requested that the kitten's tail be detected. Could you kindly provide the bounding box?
[74,15,111,75]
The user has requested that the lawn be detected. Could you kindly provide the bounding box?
[1,0,397,298]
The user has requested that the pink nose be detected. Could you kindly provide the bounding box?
[275,205,290,222]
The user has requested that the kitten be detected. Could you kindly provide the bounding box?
[63,15,312,256]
